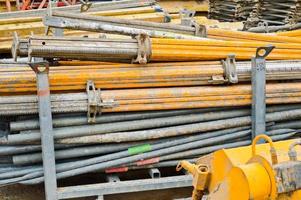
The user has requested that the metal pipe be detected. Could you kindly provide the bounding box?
[10,108,226,131]
[11,136,188,165]
[43,11,202,40]
[159,128,297,161]
[55,109,301,144]
[0,0,156,19]
[21,129,252,184]
[2,61,301,95]
[4,108,301,144]
[269,120,301,130]
[2,83,301,115]
[0,127,249,185]
[0,145,41,156]
[6,109,251,144]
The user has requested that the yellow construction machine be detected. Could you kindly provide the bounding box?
[177,135,301,200]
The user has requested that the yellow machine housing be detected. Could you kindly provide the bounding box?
[177,135,301,200]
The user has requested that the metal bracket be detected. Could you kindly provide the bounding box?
[251,45,275,139]
[29,61,49,74]
[222,54,238,84]
[86,80,116,123]
[132,34,151,64]
[29,61,58,200]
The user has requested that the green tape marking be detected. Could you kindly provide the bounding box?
[128,144,152,155]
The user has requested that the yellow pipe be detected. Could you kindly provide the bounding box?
[207,28,301,44]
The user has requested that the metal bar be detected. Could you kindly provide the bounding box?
[0,0,156,19]
[251,46,274,138]
[57,175,192,199]
[30,62,58,200]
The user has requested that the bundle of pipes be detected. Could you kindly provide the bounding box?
[41,8,301,43]
[0,0,157,19]
[0,105,299,186]
[2,60,301,94]
[0,0,174,53]
[0,6,168,38]
[1,82,301,115]
[206,27,301,42]
[208,0,258,22]
[43,10,204,40]
[208,0,301,31]
[12,32,301,63]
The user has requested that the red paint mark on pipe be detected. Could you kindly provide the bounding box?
[105,167,128,174]
[136,157,160,166]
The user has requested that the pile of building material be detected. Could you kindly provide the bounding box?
[0,0,170,53]
[209,0,259,22]
[1,60,301,94]
[209,0,301,31]
[0,105,300,185]
[1,1,301,199]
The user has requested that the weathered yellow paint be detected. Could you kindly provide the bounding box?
[190,138,301,200]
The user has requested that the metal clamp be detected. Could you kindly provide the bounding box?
[133,34,151,64]
[179,9,207,37]
[80,0,92,12]
[180,9,196,26]
[11,32,20,61]
[163,11,172,23]
[86,81,116,123]
[257,21,270,33]
[222,54,238,84]
[208,75,226,84]
[193,23,207,37]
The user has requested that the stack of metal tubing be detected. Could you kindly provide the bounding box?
[0,0,173,53]
[42,10,204,40]
[2,82,301,115]
[257,0,301,26]
[10,10,301,63]
[208,0,258,22]
[0,0,157,19]
[1,60,301,94]
[11,33,301,63]
[2,5,301,187]
[0,105,300,186]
